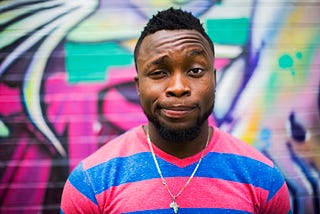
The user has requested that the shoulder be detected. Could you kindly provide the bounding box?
[211,126,274,167]
[208,127,288,194]
[81,125,149,170]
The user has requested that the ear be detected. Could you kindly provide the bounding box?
[213,68,216,84]
[134,76,140,95]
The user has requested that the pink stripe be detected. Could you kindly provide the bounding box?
[261,183,291,214]
[96,177,267,213]
[211,127,274,167]
[61,180,99,213]
[83,126,273,170]
[82,126,149,170]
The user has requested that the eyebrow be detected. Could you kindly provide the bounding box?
[187,49,207,57]
[146,55,169,70]
[145,49,208,70]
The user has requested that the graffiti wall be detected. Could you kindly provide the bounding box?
[0,0,319,213]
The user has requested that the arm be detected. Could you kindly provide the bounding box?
[260,166,292,214]
[60,163,100,214]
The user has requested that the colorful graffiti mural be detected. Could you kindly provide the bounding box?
[0,0,319,213]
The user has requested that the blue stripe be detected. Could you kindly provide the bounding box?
[79,152,284,200]
[126,208,251,213]
[200,153,285,200]
[68,163,98,205]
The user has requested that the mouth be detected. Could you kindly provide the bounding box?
[160,105,196,119]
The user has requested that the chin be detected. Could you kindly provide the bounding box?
[152,119,202,143]
[144,108,211,142]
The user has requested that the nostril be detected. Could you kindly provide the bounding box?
[166,90,190,97]
[166,91,175,97]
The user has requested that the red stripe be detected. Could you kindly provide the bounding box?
[82,126,149,170]
[83,126,273,171]
[211,127,274,167]
[261,183,291,214]
[96,177,268,213]
[61,180,99,213]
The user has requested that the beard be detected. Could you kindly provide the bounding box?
[144,100,214,143]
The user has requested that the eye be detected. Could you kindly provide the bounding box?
[188,68,205,77]
[148,70,168,79]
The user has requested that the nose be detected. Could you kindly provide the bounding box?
[165,73,191,97]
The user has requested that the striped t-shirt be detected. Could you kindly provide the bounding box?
[60,125,291,213]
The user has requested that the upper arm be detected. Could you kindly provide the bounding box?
[60,163,100,214]
[260,166,292,214]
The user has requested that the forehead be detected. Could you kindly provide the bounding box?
[137,30,213,60]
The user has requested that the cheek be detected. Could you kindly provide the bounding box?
[139,79,165,96]
[138,83,160,111]
[197,78,215,94]
[197,80,215,104]
[139,93,150,106]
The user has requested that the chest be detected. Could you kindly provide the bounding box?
[95,155,262,213]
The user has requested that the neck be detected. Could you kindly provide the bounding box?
[145,122,211,159]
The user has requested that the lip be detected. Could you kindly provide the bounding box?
[160,105,196,119]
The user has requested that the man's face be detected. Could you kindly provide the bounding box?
[135,30,216,142]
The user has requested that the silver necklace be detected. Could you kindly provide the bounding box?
[146,127,211,214]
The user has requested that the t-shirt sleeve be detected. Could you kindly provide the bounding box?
[260,165,292,214]
[60,163,100,214]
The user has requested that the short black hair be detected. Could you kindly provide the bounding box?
[133,7,214,71]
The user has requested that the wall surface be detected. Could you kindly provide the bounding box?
[0,0,319,213]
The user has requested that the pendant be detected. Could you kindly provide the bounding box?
[170,200,179,213]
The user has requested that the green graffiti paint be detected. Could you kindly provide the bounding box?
[172,0,191,4]
[279,54,293,69]
[206,18,249,45]
[0,120,9,137]
[296,51,302,59]
[278,53,303,76]
[65,42,132,83]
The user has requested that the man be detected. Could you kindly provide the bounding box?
[60,8,291,213]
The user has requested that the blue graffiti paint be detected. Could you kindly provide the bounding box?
[289,112,306,143]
